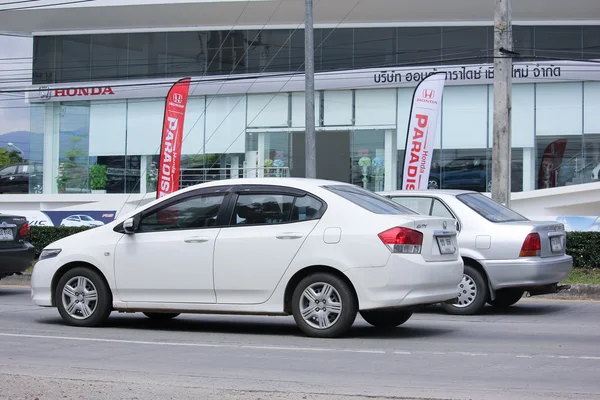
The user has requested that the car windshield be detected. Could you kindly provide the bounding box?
[456,193,528,223]
[324,185,416,215]
[79,215,94,221]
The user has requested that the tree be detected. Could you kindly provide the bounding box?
[0,148,26,169]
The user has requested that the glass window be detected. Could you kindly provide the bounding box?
[583,26,600,60]
[390,197,432,214]
[319,29,353,71]
[206,31,224,75]
[352,130,386,192]
[535,26,582,60]
[139,194,226,232]
[325,185,416,215]
[32,36,56,84]
[353,28,396,68]
[128,32,167,79]
[166,31,207,77]
[57,104,90,194]
[90,34,128,81]
[247,29,291,73]
[290,29,307,72]
[442,26,488,64]
[232,193,295,225]
[432,199,454,219]
[513,26,535,59]
[0,166,17,175]
[56,35,91,82]
[290,195,324,221]
[456,193,528,223]
[397,27,441,66]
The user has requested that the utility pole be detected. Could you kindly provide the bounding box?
[304,0,316,179]
[492,0,513,206]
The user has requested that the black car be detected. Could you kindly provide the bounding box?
[0,162,43,194]
[0,213,35,280]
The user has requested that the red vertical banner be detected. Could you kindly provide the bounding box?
[157,77,192,199]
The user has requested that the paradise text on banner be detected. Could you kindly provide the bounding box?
[157,77,192,199]
[401,72,446,190]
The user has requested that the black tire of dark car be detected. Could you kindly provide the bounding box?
[55,267,112,327]
[143,312,181,320]
[441,264,489,315]
[291,272,358,338]
[359,309,413,329]
[488,289,524,308]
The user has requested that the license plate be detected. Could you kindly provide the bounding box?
[550,236,563,252]
[436,236,456,254]
[0,228,14,241]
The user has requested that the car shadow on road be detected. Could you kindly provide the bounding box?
[35,314,455,339]
[0,287,26,296]
[417,302,570,316]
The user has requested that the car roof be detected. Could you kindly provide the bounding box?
[379,189,476,196]
[177,177,355,192]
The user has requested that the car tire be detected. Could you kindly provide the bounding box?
[143,312,180,320]
[360,309,413,329]
[55,267,112,327]
[488,289,524,308]
[441,264,488,315]
[291,273,358,338]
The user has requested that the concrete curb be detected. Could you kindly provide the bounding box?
[3,273,600,301]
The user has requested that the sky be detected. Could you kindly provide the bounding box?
[0,35,33,136]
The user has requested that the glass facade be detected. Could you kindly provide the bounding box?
[32,25,600,84]
[25,25,600,196]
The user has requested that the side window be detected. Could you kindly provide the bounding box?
[390,197,432,215]
[290,194,324,222]
[139,194,225,232]
[431,199,455,219]
[232,193,295,225]
[0,166,16,176]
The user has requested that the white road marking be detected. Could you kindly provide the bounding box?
[0,333,598,362]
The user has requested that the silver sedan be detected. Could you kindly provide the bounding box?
[378,190,574,315]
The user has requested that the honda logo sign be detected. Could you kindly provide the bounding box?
[172,93,183,104]
[422,89,435,99]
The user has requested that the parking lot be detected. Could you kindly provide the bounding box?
[1,286,599,400]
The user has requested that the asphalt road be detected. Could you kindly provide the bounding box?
[0,286,599,400]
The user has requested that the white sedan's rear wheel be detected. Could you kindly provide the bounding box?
[441,264,488,315]
[291,273,357,338]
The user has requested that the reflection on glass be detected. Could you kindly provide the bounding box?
[352,130,385,191]
[57,104,90,193]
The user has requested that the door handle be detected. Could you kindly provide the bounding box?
[276,233,304,240]
[184,236,209,243]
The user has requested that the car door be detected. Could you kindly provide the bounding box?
[0,165,17,193]
[213,185,324,304]
[114,187,232,304]
[13,165,30,193]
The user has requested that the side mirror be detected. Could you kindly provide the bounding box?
[123,217,136,234]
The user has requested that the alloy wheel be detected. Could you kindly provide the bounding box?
[455,274,478,308]
[61,276,98,320]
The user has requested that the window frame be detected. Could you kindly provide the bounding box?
[221,184,328,228]
[113,185,234,234]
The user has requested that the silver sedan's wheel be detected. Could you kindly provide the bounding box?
[291,273,357,338]
[299,282,343,330]
[61,276,98,320]
[441,264,488,315]
[55,267,112,327]
[455,274,477,308]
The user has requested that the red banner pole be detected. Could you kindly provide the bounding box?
[157,77,192,199]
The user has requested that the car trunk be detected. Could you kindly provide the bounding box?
[384,214,460,262]
[0,214,29,250]
[501,220,567,258]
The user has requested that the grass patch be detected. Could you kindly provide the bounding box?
[562,269,600,285]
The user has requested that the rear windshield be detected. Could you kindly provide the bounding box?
[324,185,416,215]
[456,193,528,223]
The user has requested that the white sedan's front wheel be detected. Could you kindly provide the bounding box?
[291,273,357,338]
[55,267,112,327]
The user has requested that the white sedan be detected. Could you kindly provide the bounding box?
[31,178,463,338]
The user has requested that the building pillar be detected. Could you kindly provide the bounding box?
[384,129,398,191]
[230,155,240,179]
[42,103,60,194]
[257,132,270,178]
[522,147,536,191]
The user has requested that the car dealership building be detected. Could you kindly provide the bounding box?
[1,0,600,221]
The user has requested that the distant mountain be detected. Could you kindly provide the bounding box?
[0,131,32,159]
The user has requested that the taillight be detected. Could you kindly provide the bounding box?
[378,227,423,254]
[520,233,540,257]
[19,222,30,239]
